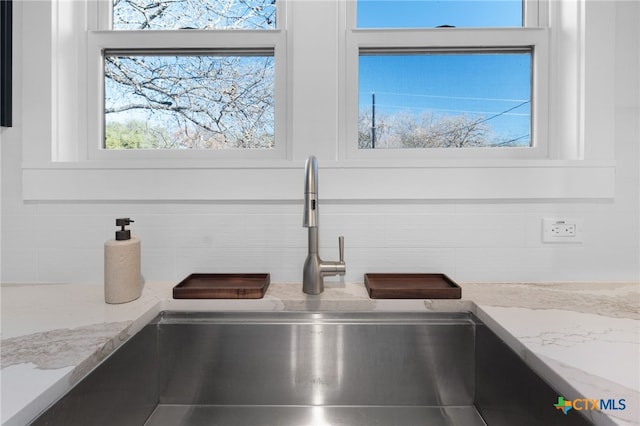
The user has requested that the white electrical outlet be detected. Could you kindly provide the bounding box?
[542,218,583,243]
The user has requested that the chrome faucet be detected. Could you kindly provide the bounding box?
[302,156,346,295]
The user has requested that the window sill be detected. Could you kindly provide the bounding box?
[22,159,615,201]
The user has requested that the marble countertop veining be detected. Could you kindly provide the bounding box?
[1,281,638,426]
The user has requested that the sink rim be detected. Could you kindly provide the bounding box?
[155,309,480,326]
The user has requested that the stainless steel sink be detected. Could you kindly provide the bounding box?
[28,312,593,426]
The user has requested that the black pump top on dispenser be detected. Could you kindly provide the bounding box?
[115,218,134,240]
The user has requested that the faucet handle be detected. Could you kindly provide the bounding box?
[338,236,344,263]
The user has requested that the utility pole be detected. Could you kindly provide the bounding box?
[371,92,376,149]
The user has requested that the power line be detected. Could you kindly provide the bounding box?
[367,99,531,145]
[366,91,531,146]
[372,90,529,104]
[475,100,530,125]
[489,134,531,147]
[372,103,530,117]
[366,100,531,128]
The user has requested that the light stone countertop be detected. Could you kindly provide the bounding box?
[1,281,638,426]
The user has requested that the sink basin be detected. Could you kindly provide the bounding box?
[28,311,593,426]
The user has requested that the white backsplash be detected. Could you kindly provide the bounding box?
[2,195,638,284]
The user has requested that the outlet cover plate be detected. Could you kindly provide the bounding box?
[542,218,583,243]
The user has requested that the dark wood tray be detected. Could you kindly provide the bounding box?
[173,273,270,299]
[364,273,461,299]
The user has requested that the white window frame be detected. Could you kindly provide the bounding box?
[83,0,288,161]
[342,0,549,160]
[18,0,616,201]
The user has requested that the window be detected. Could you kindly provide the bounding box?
[345,0,548,158]
[88,0,284,156]
[20,0,617,201]
[111,0,276,30]
[104,50,275,150]
[358,50,532,149]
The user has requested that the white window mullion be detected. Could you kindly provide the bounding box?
[288,0,341,161]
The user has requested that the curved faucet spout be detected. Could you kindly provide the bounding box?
[302,156,346,295]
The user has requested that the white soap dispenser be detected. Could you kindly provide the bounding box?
[104,218,142,304]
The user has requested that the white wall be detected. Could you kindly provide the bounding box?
[1,2,638,285]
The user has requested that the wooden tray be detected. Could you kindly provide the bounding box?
[173,273,270,299]
[364,273,461,299]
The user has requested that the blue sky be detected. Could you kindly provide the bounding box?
[357,0,522,29]
[357,0,531,146]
